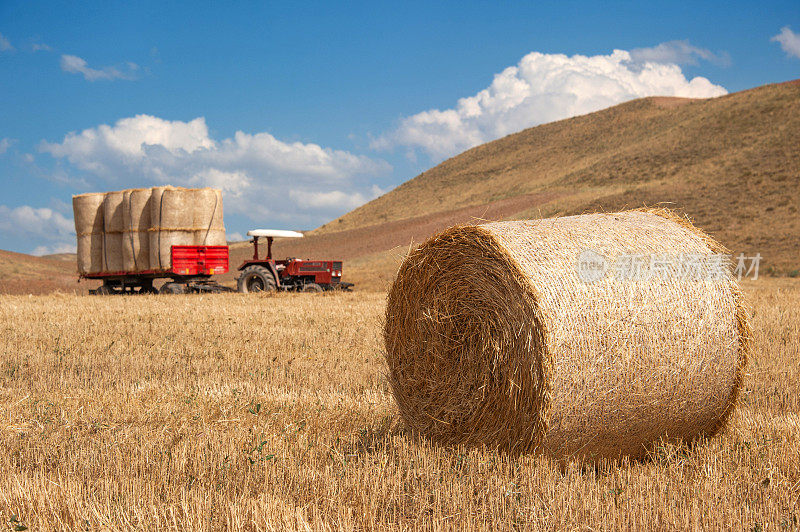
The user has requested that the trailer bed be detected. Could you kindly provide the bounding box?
[82,246,231,294]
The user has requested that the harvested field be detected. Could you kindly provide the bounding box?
[0,280,798,529]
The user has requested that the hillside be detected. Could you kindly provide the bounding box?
[316,79,800,276]
[3,79,798,294]
[0,249,86,294]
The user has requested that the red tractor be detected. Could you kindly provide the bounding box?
[236,230,353,293]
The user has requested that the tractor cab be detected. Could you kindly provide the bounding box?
[236,229,352,293]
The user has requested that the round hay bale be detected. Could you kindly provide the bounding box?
[192,188,225,245]
[384,210,750,462]
[154,229,195,269]
[102,191,125,272]
[200,229,228,247]
[149,186,191,270]
[149,185,168,270]
[151,186,190,230]
[149,186,226,266]
[122,188,152,271]
[72,192,105,274]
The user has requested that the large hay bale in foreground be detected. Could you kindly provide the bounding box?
[384,210,749,462]
[122,188,152,272]
[102,191,125,272]
[72,192,105,274]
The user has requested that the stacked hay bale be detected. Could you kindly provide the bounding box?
[150,186,194,270]
[192,188,226,246]
[384,210,750,462]
[102,191,125,272]
[72,186,226,274]
[122,188,152,272]
[72,193,106,274]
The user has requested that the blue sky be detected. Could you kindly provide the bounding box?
[1,1,798,255]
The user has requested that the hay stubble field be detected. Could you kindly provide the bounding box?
[0,281,798,530]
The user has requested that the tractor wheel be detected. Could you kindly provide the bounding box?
[159,282,186,295]
[302,283,323,293]
[238,265,277,293]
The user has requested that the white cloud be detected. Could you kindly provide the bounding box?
[373,48,727,159]
[60,54,139,81]
[772,27,800,59]
[0,138,14,154]
[0,32,13,52]
[226,232,245,242]
[290,190,367,210]
[40,115,391,225]
[0,204,75,242]
[0,203,77,255]
[31,42,53,52]
[289,184,387,210]
[31,243,77,256]
[44,115,215,164]
[630,40,729,66]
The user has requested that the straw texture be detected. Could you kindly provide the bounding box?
[384,210,749,462]
[122,188,152,272]
[151,186,194,270]
[102,191,125,272]
[192,188,225,246]
[72,186,226,274]
[149,186,226,269]
[72,193,105,274]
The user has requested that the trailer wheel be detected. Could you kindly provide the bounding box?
[238,265,277,293]
[160,282,186,295]
[302,283,323,293]
[95,284,114,296]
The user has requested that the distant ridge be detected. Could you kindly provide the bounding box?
[0,249,84,294]
[312,79,798,276]
[3,79,798,294]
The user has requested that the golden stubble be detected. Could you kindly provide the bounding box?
[0,281,797,530]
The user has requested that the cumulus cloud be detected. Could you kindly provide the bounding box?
[60,54,139,81]
[32,243,78,256]
[290,185,385,210]
[373,48,727,159]
[31,42,53,52]
[40,115,391,225]
[630,40,729,66]
[772,27,800,59]
[0,205,75,243]
[0,138,14,154]
[0,32,13,52]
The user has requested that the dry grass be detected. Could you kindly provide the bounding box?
[0,250,86,295]
[0,281,798,530]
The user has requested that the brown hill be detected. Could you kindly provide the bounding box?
[3,79,798,294]
[0,249,87,294]
[315,79,800,278]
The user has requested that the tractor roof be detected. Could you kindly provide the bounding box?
[247,229,304,238]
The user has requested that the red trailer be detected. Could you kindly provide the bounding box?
[83,231,353,295]
[84,245,231,295]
